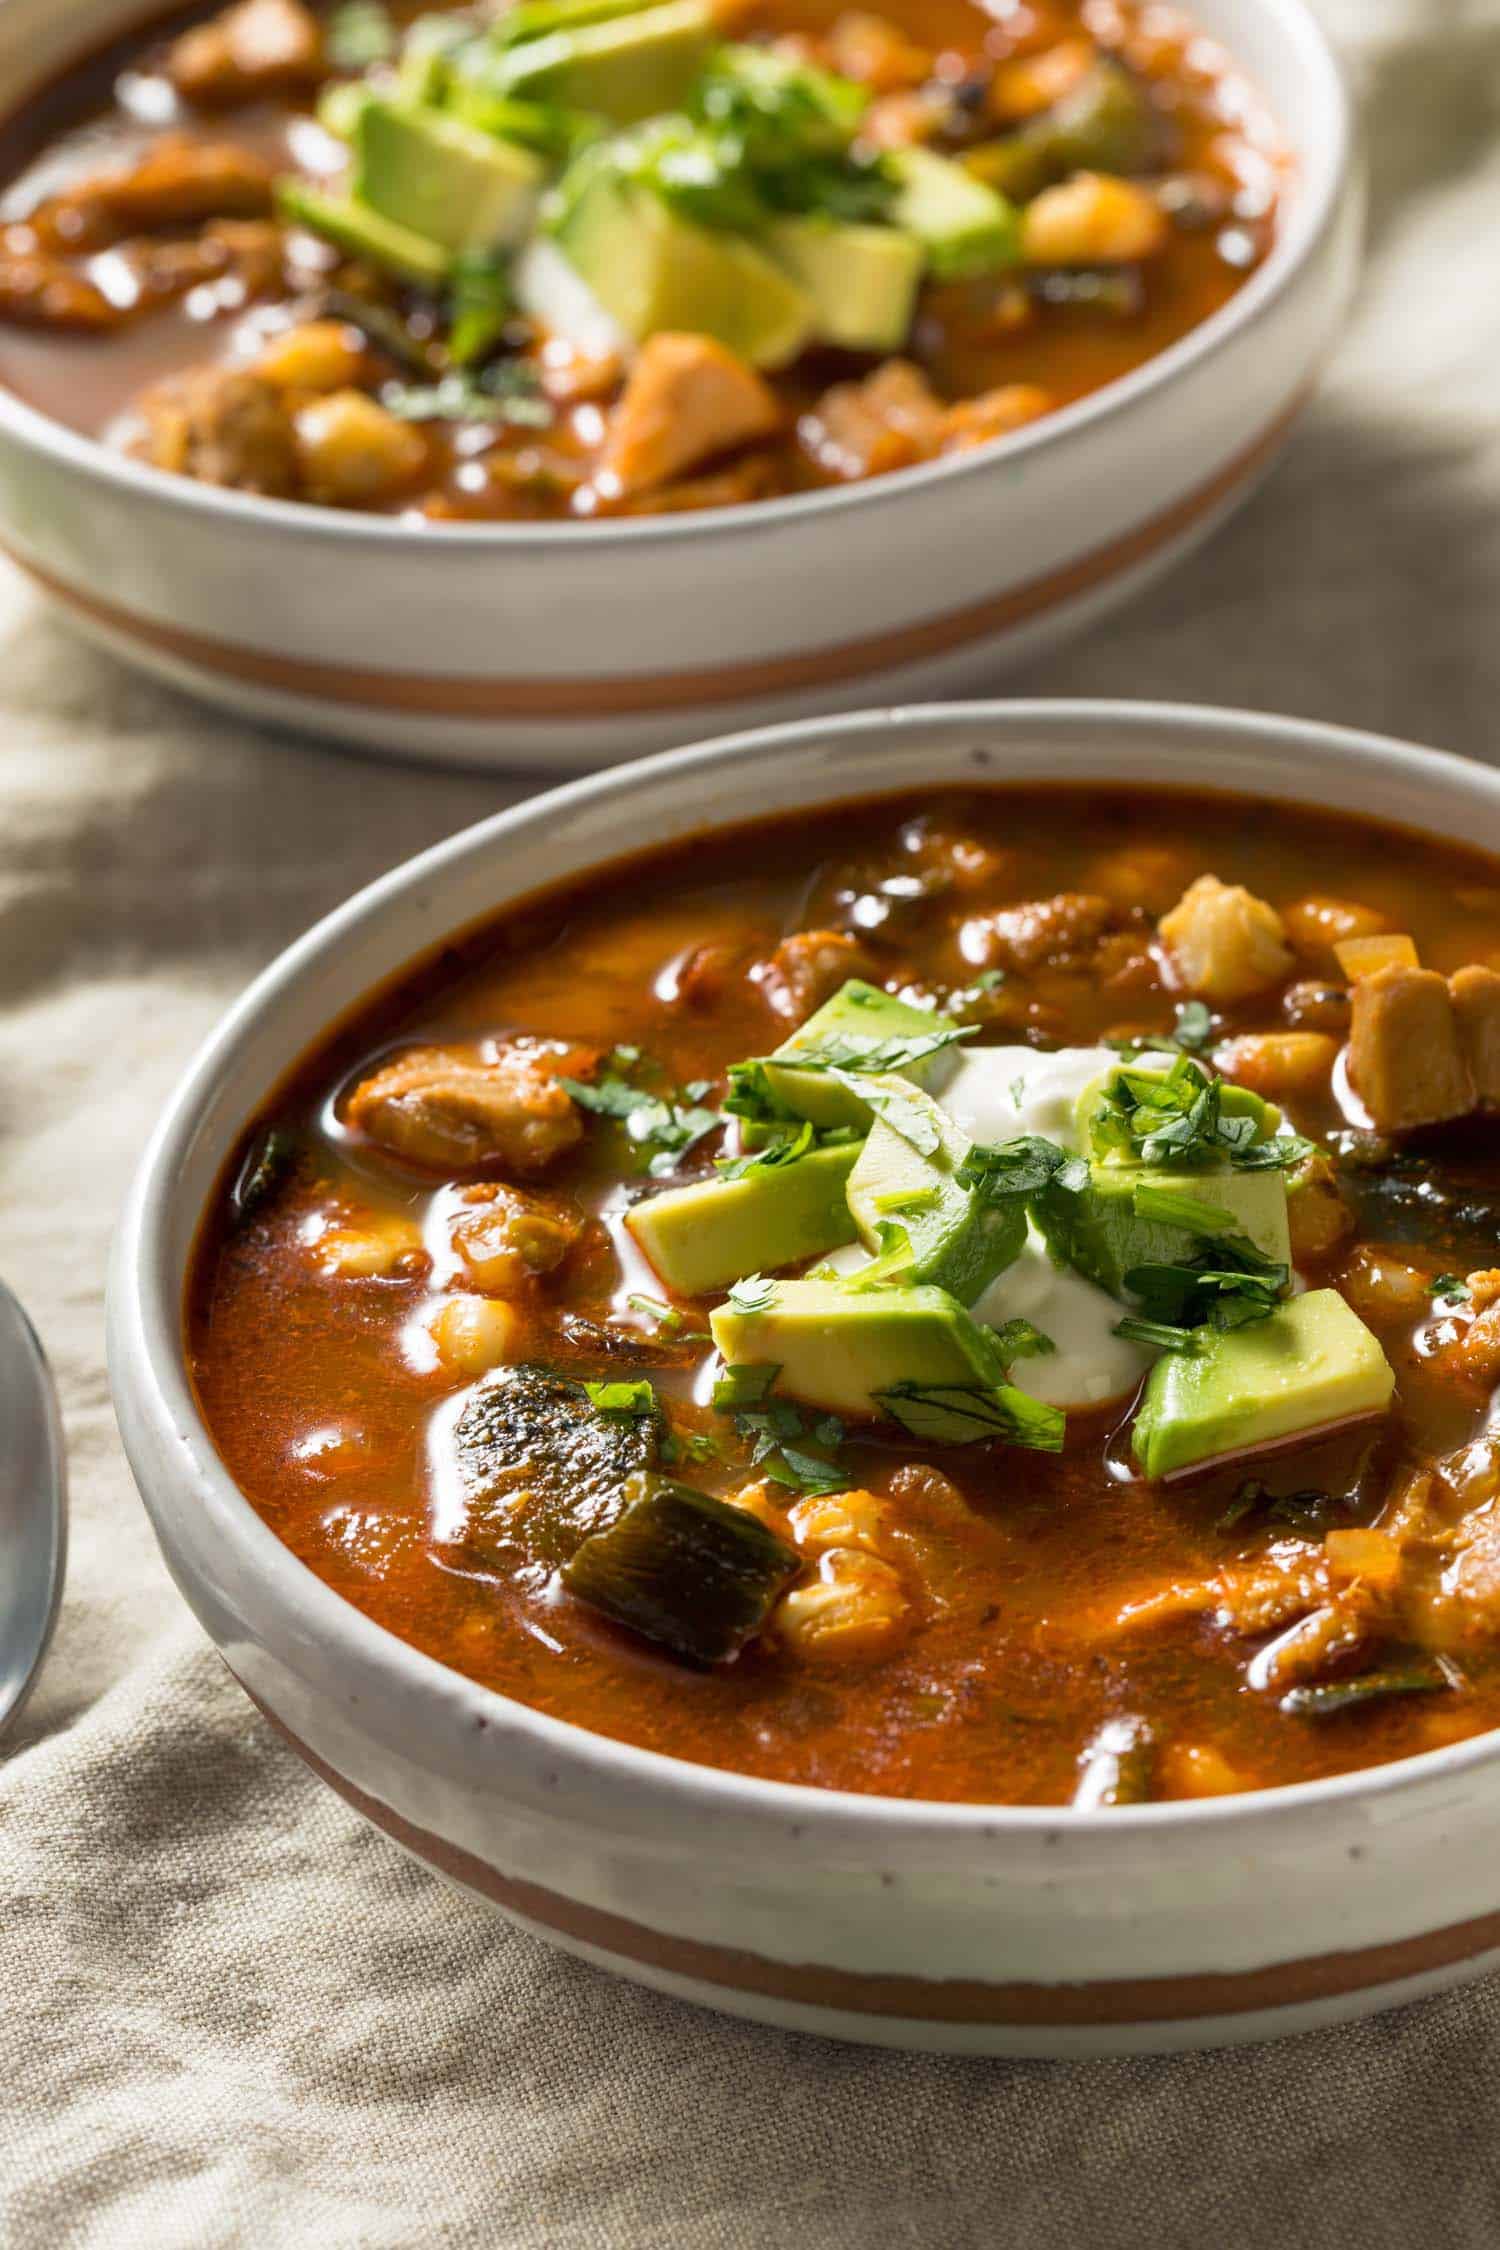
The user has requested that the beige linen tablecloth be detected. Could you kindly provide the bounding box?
[6,5,1500,2241]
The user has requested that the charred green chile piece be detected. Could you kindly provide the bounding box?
[1071,1715,1157,1807]
[562,1470,800,1663]
[230,1125,306,1228]
[452,1362,659,1567]
[1279,1665,1449,1719]
[964,62,1158,204]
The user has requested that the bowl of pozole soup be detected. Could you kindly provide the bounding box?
[111,702,1500,2055]
[0,0,1354,764]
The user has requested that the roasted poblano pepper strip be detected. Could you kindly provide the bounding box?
[1071,1714,1157,1808]
[1279,1666,1450,1719]
[452,1362,660,1566]
[230,1125,306,1228]
[963,62,1156,204]
[562,1470,799,1663]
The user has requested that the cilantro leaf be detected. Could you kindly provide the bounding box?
[561,1062,722,1177]
[875,1380,1065,1452]
[989,1317,1055,1361]
[726,1274,778,1314]
[957,1134,1087,1201]
[582,1378,658,1418]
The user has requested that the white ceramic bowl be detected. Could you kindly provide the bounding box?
[0,0,1356,771]
[109,702,1500,2057]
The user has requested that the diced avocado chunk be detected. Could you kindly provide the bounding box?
[553,170,813,366]
[887,147,1021,281]
[1075,1063,1281,1164]
[496,0,714,123]
[1034,1165,1290,1302]
[626,1142,861,1296]
[760,981,960,1131]
[711,1276,1007,1420]
[317,77,375,141]
[561,1469,799,1663]
[1131,1289,1395,1481]
[276,179,449,287]
[353,97,544,252]
[768,216,922,353]
[846,1076,1025,1304]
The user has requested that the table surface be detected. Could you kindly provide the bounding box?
[6,4,1500,2243]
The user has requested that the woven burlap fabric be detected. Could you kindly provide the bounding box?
[5,4,1500,2240]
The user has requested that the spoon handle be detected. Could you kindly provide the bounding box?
[0,1280,68,1742]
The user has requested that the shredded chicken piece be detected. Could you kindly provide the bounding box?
[753,929,877,1023]
[166,0,323,105]
[939,384,1052,452]
[37,138,275,252]
[130,365,300,495]
[346,1042,590,1175]
[1348,965,1475,1132]
[598,333,780,499]
[800,360,944,481]
[0,248,115,330]
[965,892,1118,973]
[1158,874,1294,1004]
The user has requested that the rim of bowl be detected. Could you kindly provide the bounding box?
[111,699,1500,1844]
[0,0,1350,553]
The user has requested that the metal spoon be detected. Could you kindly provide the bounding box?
[0,1280,66,1743]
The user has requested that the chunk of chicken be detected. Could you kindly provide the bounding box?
[939,383,1052,452]
[1348,965,1474,1133]
[447,1181,584,1295]
[39,138,275,251]
[346,1042,587,1175]
[165,0,323,105]
[0,248,115,330]
[132,365,300,495]
[966,892,1118,973]
[1452,965,1500,1107]
[753,929,877,1023]
[800,360,944,481]
[1021,173,1169,266]
[1158,874,1294,1003]
[598,333,780,499]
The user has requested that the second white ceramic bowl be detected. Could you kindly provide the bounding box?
[109,701,1500,2056]
[0,0,1356,768]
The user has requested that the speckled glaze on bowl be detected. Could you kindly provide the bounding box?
[0,0,1357,770]
[108,703,1500,2057]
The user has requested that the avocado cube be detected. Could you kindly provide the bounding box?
[845,1075,1025,1304]
[554,171,814,367]
[276,179,450,287]
[761,981,960,1131]
[710,1276,1007,1420]
[1034,1164,1290,1302]
[353,98,544,253]
[1131,1289,1395,1481]
[768,216,922,353]
[626,1142,861,1296]
[887,147,1021,281]
[497,0,714,122]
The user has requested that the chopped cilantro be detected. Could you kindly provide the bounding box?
[561,1062,722,1178]
[989,1318,1055,1361]
[712,1361,781,1410]
[327,0,396,68]
[447,250,511,368]
[382,363,551,428]
[582,1378,658,1419]
[839,1222,916,1292]
[1429,1273,1473,1305]
[1087,1054,1307,1173]
[875,1381,1065,1452]
[711,1362,847,1493]
[957,1134,1087,1202]
[726,1274,778,1314]
[832,1070,940,1154]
